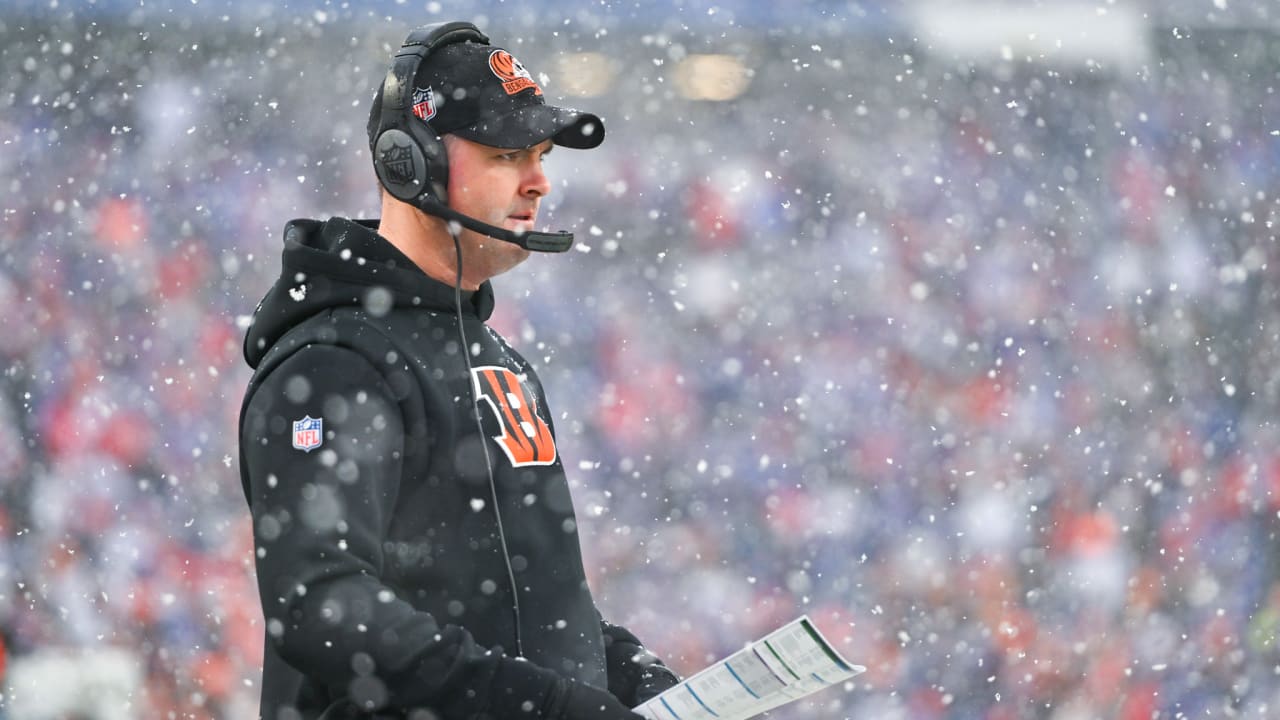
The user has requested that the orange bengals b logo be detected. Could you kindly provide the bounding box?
[471,366,557,467]
[488,49,542,96]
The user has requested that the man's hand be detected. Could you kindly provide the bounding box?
[547,678,646,720]
[634,663,680,704]
[601,622,681,707]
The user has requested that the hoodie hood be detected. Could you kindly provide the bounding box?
[243,217,495,368]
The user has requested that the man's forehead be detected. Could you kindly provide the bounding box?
[448,134,554,153]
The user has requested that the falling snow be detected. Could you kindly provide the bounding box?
[1,1,1279,719]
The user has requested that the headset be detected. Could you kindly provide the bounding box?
[371,21,574,253]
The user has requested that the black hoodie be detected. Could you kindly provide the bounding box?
[238,218,677,720]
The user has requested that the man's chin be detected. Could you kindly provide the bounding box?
[471,229,529,257]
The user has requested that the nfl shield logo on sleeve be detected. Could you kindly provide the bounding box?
[292,416,323,452]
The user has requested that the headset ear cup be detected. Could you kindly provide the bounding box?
[374,128,430,202]
[373,21,485,209]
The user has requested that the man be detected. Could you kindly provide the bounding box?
[238,22,679,720]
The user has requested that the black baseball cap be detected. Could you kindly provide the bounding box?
[367,40,604,152]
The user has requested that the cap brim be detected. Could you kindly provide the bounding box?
[452,104,604,150]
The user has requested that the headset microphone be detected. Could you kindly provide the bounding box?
[415,196,574,253]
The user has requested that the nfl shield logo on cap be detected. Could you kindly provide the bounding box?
[412,86,437,122]
[292,415,323,452]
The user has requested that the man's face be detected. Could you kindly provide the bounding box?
[442,134,554,278]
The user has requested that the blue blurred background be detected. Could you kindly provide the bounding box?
[2,0,1280,717]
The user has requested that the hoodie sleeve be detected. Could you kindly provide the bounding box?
[242,343,636,719]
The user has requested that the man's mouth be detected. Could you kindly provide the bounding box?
[506,212,537,233]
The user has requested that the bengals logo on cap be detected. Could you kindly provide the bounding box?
[489,49,542,96]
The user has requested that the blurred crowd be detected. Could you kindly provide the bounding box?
[2,9,1279,720]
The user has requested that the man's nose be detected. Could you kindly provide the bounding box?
[523,160,551,198]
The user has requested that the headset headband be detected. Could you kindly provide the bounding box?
[377,22,490,151]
